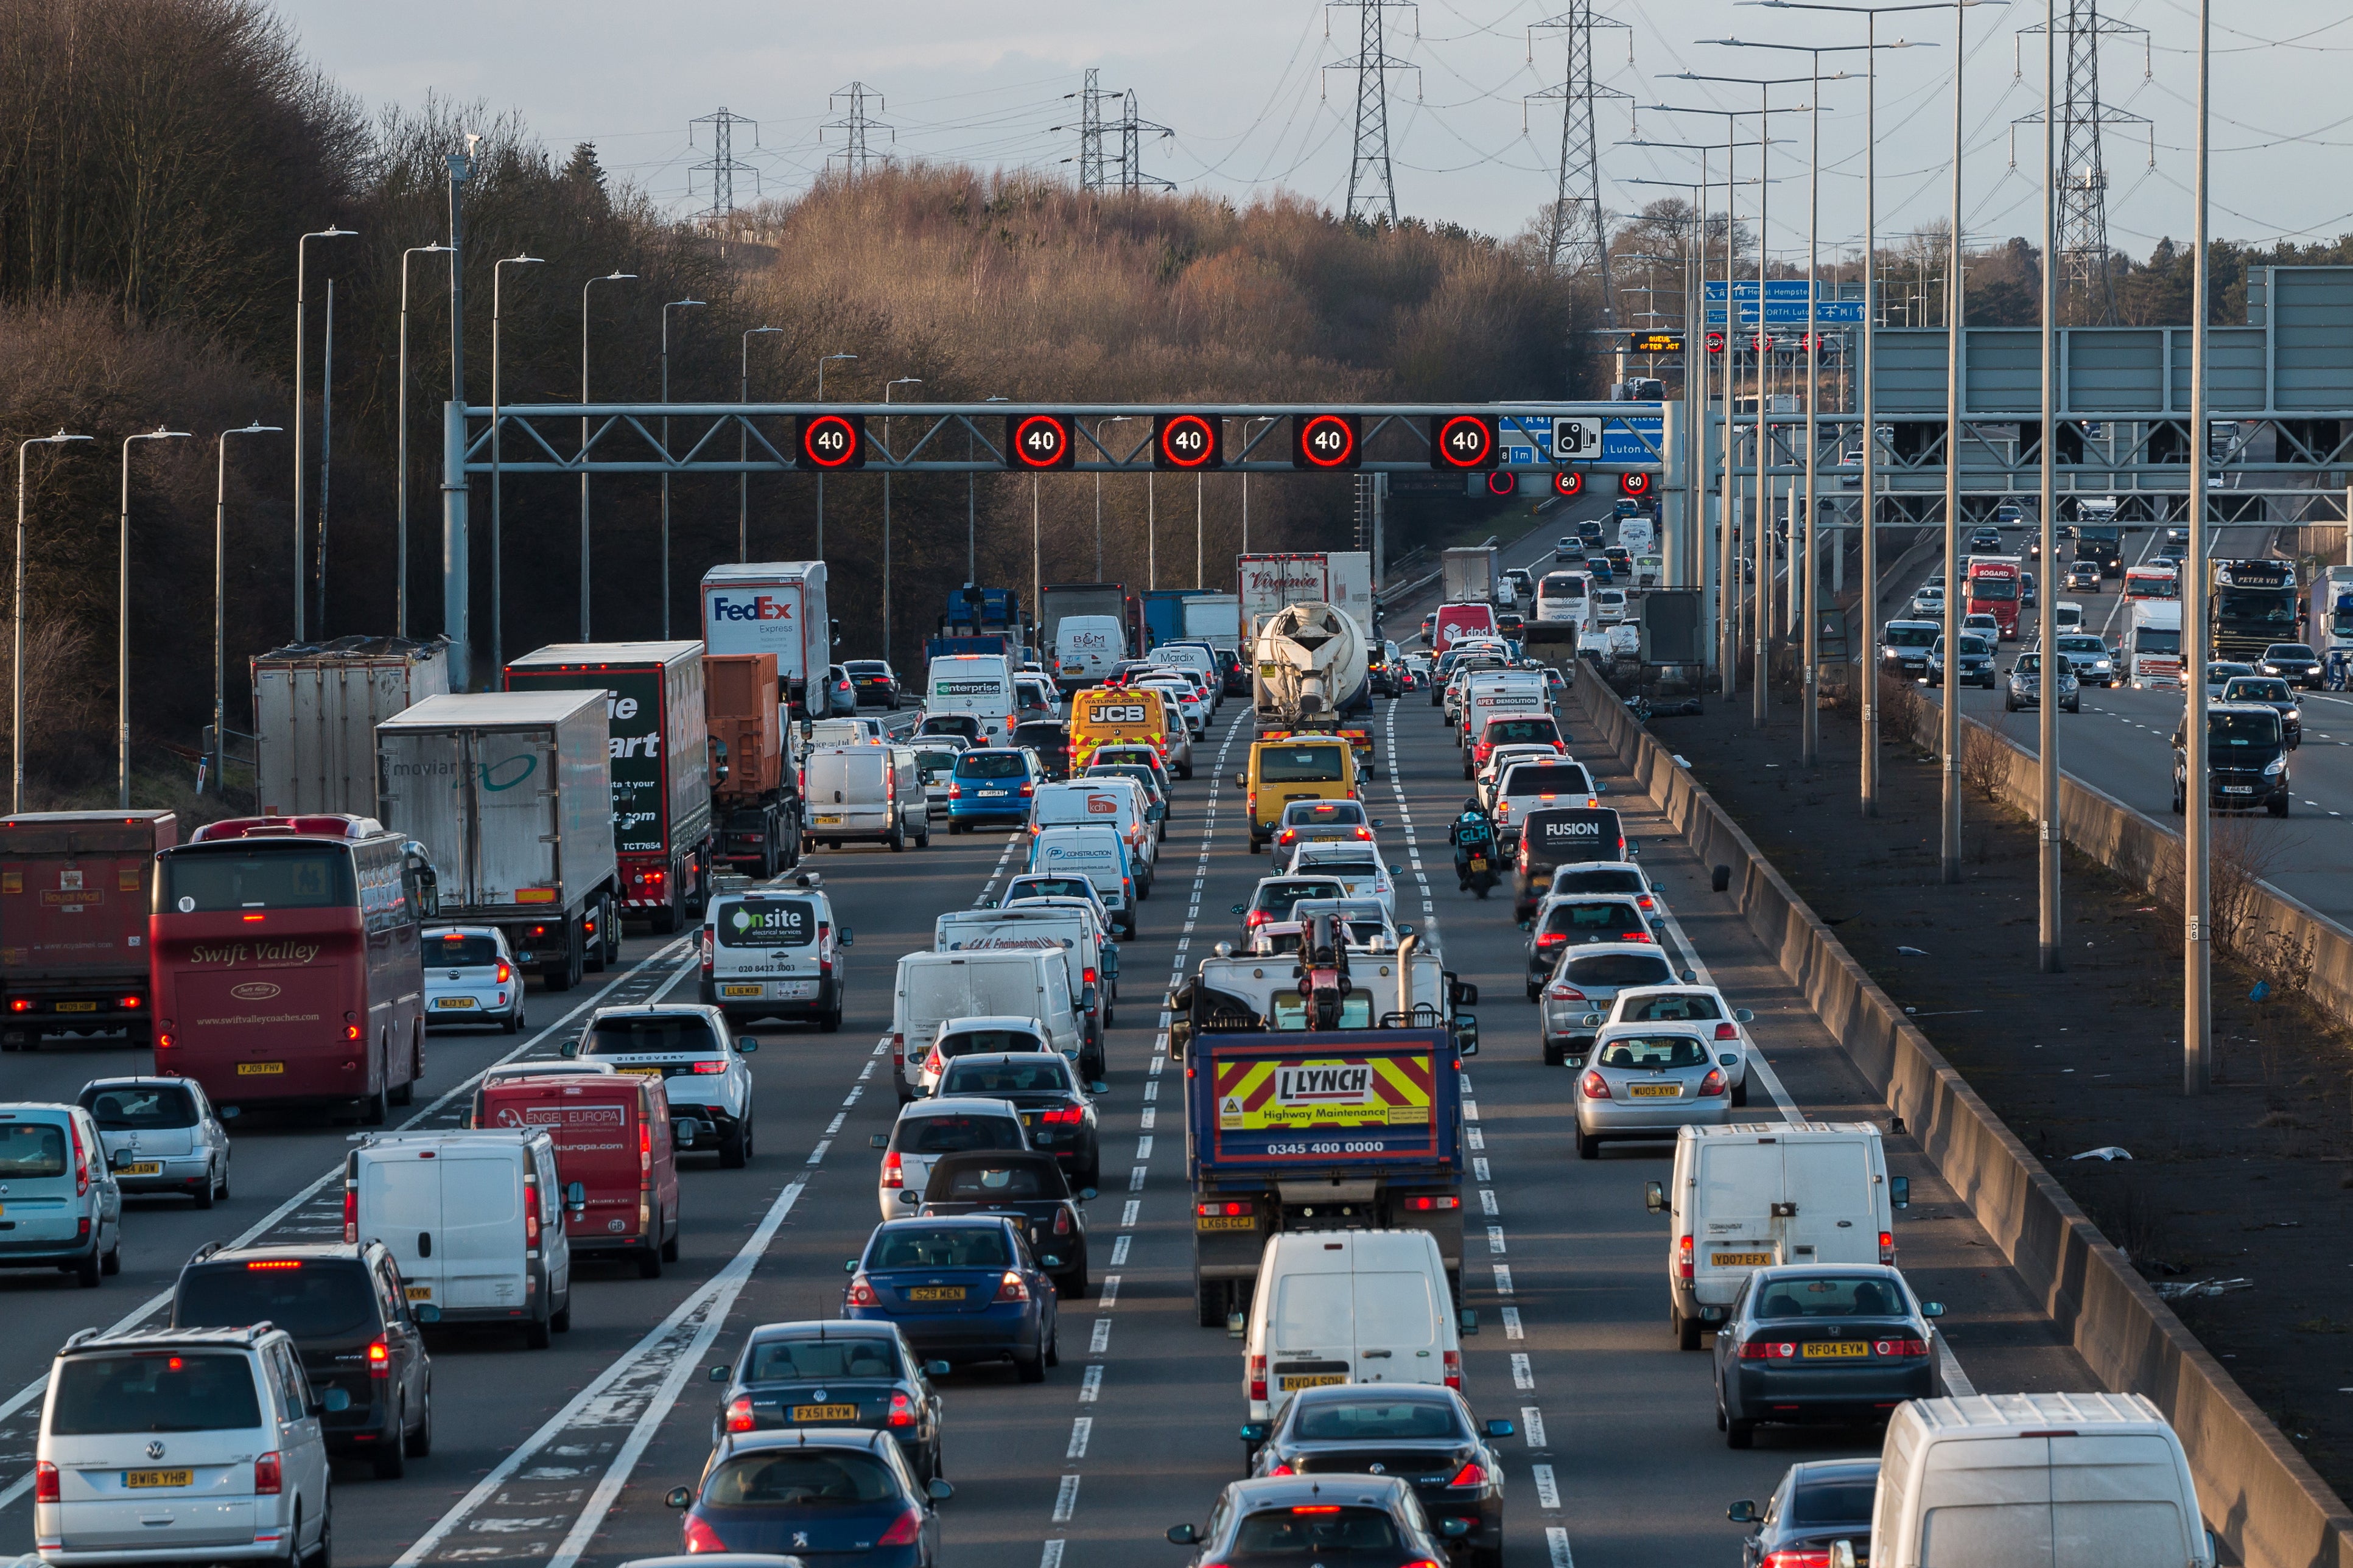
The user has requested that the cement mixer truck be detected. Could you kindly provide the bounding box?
[1252,600,1376,773]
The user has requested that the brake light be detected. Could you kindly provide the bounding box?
[1403,1195,1459,1211]
[1737,1341,1798,1360]
[1546,982,1587,1003]
[343,1184,357,1243]
[846,1272,878,1306]
[1579,1071,1610,1100]
[682,1513,729,1553]
[699,933,712,978]
[724,1396,755,1433]
[1053,1206,1072,1235]
[1881,1230,1896,1266]
[995,1270,1031,1303]
[1535,932,1565,950]
[1715,1022,1738,1040]
[119,995,142,1009]
[1447,1460,1485,1488]
[888,1390,916,1427]
[1248,1354,1268,1401]
[924,1048,944,1079]
[1039,1106,1085,1124]
[1082,967,1097,985]
[1019,783,1034,797]
[1199,1200,1252,1218]
[1355,826,1372,840]
[1442,1349,1461,1389]
[1266,1461,1295,1477]
[819,922,833,978]
[949,783,962,800]
[254,1452,282,1496]
[525,1189,540,1249]
[1700,1069,1727,1097]
[1874,1339,1930,1357]
[1678,1234,1694,1282]
[1620,931,1653,943]
[496,959,513,984]
[1760,1550,1834,1568]
[891,1031,905,1079]
[876,1507,925,1547]
[882,1150,903,1188]
[1246,910,1268,927]
[246,1259,303,1270]
[641,1119,653,1180]
[68,1115,87,1195]
[368,1338,390,1377]
[692,1060,728,1074]
[33,1461,57,1503]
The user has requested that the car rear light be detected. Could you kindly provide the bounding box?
[254,1452,282,1496]
[33,1460,58,1502]
[343,1185,357,1243]
[1355,826,1372,839]
[995,1270,1031,1303]
[844,1272,880,1306]
[496,959,513,984]
[1053,1207,1072,1235]
[1621,931,1653,943]
[345,1023,362,1041]
[924,1048,944,1079]
[68,1116,87,1195]
[119,995,142,1009]
[691,1060,728,1075]
[1760,1550,1834,1568]
[1248,1354,1268,1402]
[949,783,961,799]
[1737,1341,1798,1360]
[876,1506,925,1547]
[1403,1195,1459,1211]
[1546,983,1587,1003]
[368,1338,390,1377]
[1040,1106,1084,1124]
[1875,1339,1930,1357]
[888,1390,916,1428]
[1700,1069,1727,1097]
[1199,1200,1252,1218]
[1715,1022,1738,1040]
[641,1119,653,1179]
[1580,1071,1610,1101]
[1535,932,1565,950]
[881,1150,903,1188]
[698,934,712,977]
[1266,1461,1296,1476]
[1678,1234,1694,1283]
[1447,1460,1485,1488]
[1881,1230,1896,1266]
[1246,911,1268,926]
[525,1191,540,1249]
[724,1396,755,1433]
[681,1513,729,1553]
[1442,1349,1461,1390]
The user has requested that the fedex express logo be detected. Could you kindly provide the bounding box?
[709,594,794,623]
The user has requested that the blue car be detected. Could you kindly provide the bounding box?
[668,1427,950,1563]
[945,749,1037,832]
[844,1215,1062,1379]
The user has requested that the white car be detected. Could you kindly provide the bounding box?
[1491,755,1601,846]
[871,1096,1030,1221]
[914,1014,1054,1096]
[1593,588,1629,624]
[563,1003,758,1167]
[74,1076,232,1209]
[1139,676,1206,738]
[1280,841,1398,915]
[1476,744,1565,810]
[1602,983,1757,1104]
[1909,584,1946,618]
[422,923,526,1032]
[911,734,972,816]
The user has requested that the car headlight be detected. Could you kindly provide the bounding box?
[2265,756,2286,775]
[2261,663,2279,674]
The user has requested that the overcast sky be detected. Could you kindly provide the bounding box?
[279,0,2353,266]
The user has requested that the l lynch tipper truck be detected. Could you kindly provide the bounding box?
[0,810,177,1050]
[504,642,714,933]
[253,636,451,816]
[701,561,833,718]
[376,691,621,990]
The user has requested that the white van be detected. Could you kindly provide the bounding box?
[1459,672,1549,743]
[889,950,1081,1102]
[1149,642,1218,704]
[1241,1230,1470,1435]
[1030,778,1155,881]
[804,744,928,852]
[925,653,1017,745]
[1028,824,1135,938]
[935,905,1110,1081]
[345,1129,575,1348]
[1054,615,1126,691]
[1646,1122,1906,1349]
[701,877,849,1031]
[1871,1393,2215,1568]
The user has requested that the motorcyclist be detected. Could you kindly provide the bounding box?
[1448,796,1498,892]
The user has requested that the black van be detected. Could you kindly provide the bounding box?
[2173,703,2290,816]
[1513,807,1627,921]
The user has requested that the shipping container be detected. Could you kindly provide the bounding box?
[700,561,833,716]
[253,637,451,817]
[703,653,804,878]
[0,810,177,1050]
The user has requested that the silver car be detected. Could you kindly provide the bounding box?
[2004,651,2081,713]
[1575,1024,1732,1158]
[423,924,527,1032]
[1538,943,1681,1066]
[75,1076,231,1208]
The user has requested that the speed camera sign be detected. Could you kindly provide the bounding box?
[1552,416,1604,461]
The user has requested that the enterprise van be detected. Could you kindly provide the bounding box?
[925,653,1017,746]
[1646,1122,1904,1350]
[1241,1230,1471,1435]
[345,1130,575,1348]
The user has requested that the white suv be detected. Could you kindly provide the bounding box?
[36,1323,342,1566]
[561,1004,758,1167]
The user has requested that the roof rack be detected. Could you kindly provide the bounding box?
[61,1322,281,1353]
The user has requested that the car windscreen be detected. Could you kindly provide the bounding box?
[703,1450,898,1507]
[1295,858,1379,880]
[1089,766,1160,796]
[2224,679,2292,703]
[2056,638,2107,656]
[1255,881,1347,919]
[1282,800,1365,825]
[1232,1507,1403,1555]
[1009,878,1095,903]
[49,1352,262,1435]
[84,1085,197,1130]
[957,752,1028,779]
[869,1225,1012,1269]
[1562,953,1674,987]
[1481,718,1560,745]
[1501,765,1589,797]
[177,1261,377,1340]
[1594,1034,1710,1070]
[2268,645,2318,660]
[1955,637,1993,657]
[934,1162,1062,1200]
[938,1029,1048,1058]
[1619,990,1722,1021]
[1970,576,2018,601]
[916,748,963,779]
[1291,1398,1466,1441]
[941,1060,1073,1097]
[715,898,817,949]
[426,932,502,967]
[1884,626,1938,648]
[745,1337,901,1383]
[1551,869,1643,897]
[2209,712,2283,746]
[0,1122,65,1177]
[1257,745,1348,783]
[1544,901,1643,934]
[2134,628,2181,654]
[1539,575,1585,595]
[1012,725,1067,750]
[1751,1276,1907,1318]
[162,845,356,913]
[579,1015,721,1056]
[897,1113,1025,1155]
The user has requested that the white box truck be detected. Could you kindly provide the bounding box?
[1182,593,1244,651]
[1238,554,1375,630]
[376,691,621,992]
[700,561,833,718]
[253,636,450,817]
[1442,546,1500,607]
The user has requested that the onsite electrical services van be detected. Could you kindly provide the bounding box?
[889,950,1082,1102]
[1645,1122,1905,1350]
[1240,1230,1473,1431]
[1869,1393,2215,1568]
[700,880,849,1031]
[345,1129,574,1347]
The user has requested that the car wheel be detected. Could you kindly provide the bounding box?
[525,1310,553,1350]
[2270,794,2290,817]
[405,1384,433,1457]
[720,1119,750,1169]
[550,1296,572,1333]
[1677,1307,1703,1352]
[1017,1335,1048,1383]
[301,1503,332,1568]
[1726,1419,1755,1450]
[194,1160,217,1209]
[637,1247,664,1279]
[360,1081,389,1128]
[1196,1277,1229,1328]
[373,1402,409,1478]
[663,1225,680,1262]
[1577,1129,1599,1160]
[217,1161,231,1202]
[1733,1079,1750,1108]
[1541,1040,1562,1067]
[889,822,906,852]
[821,1004,843,1034]
[101,1230,121,1275]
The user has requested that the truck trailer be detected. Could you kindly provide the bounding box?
[1039,583,1140,669]
[704,652,804,879]
[252,636,451,817]
[0,810,177,1051]
[1441,546,1501,608]
[1238,553,1376,632]
[701,561,833,718]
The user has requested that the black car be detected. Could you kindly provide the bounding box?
[1214,647,1250,697]
[915,1149,1094,1298]
[842,659,903,709]
[2259,642,2326,689]
[172,1240,434,1477]
[935,1052,1101,1189]
[1525,896,1652,995]
[2175,702,2292,815]
[705,1318,948,1483]
[2221,675,2303,747]
[1730,1458,1880,1567]
[1713,1264,1943,1448]
[1244,1385,1513,1568]
[1968,524,2004,550]
[1168,1475,1467,1568]
[1878,620,1941,681]
[1012,719,1071,780]
[1367,649,1400,698]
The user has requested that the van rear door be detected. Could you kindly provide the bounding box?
[1268,1263,1353,1418]
[438,1146,525,1311]
[2049,1433,2198,1566]
[361,1149,444,1303]
[483,1081,641,1242]
[1691,1139,1782,1300]
[1783,1136,1876,1266]
[1351,1268,1439,1388]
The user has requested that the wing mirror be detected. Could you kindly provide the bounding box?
[1390,865,1404,876]
[672,1118,701,1148]
[1891,1176,1911,1209]
[1482,1419,1515,1439]
[1458,1307,1479,1336]
[899,1189,922,1205]
[1727,1500,1759,1525]
[870,1133,890,1150]
[1719,1053,1738,1068]
[413,1304,441,1324]
[319,1388,351,1413]
[1230,903,1246,915]
[837,927,854,947]
[108,1147,135,1171]
[1922,1300,1946,1318]
[927,1360,952,1376]
[1398,923,1414,936]
[1232,773,1246,788]
[1449,979,1478,1006]
[1167,1525,1202,1546]
[1453,1016,1479,1057]
[927,1477,954,1502]
[1683,969,1699,984]
[1439,1519,1474,1540]
[708,1365,729,1382]
[1733,1007,1753,1023]
[665,1487,693,1510]
[843,1258,861,1273]
[564,1180,587,1216]
[1041,1255,1063,1269]
[735,1037,759,1053]
[558,1038,580,1058]
[1644,1180,1667,1214]
[1831,1544,1858,1568]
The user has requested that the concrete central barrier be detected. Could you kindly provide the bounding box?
[1569,677,2353,1568]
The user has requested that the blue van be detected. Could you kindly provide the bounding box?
[0,1102,123,1287]
[947,748,1040,832]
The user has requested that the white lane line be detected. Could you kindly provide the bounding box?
[1090,1319,1112,1354]
[1110,1235,1131,1266]
[1480,1188,1499,1215]
[1501,1307,1524,1340]
[1511,1353,1535,1389]
[1098,1275,1121,1307]
[1649,896,1800,1122]
[1120,1199,1140,1227]
[1938,1337,1977,1397]
[1067,1418,1093,1460]
[1135,1135,1154,1159]
[1052,1474,1081,1523]
[1487,1225,1508,1255]
[1492,1263,1513,1294]
[1532,1462,1562,1510]
[1041,1541,1067,1568]
[1521,1406,1548,1449]
[1129,1164,1148,1191]
[1546,1525,1576,1568]
[1079,1364,1103,1402]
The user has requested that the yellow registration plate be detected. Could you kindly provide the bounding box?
[1196,1215,1255,1232]
[619,1066,665,1076]
[1468,858,1488,872]
[791,1403,859,1422]
[1629,1084,1681,1098]
[119,1162,162,1177]
[55,1001,98,1013]
[125,1469,192,1489]
[237,1062,284,1076]
[906,1286,967,1302]
[1803,1341,1870,1360]
[405,1285,432,1301]
[1280,1374,1348,1392]
[721,984,763,998]
[1712,1252,1773,1267]
[815,814,844,825]
[432,997,477,1009]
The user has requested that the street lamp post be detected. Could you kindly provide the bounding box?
[491,254,545,676]
[740,326,782,562]
[882,377,923,660]
[1097,416,1141,579]
[119,427,191,808]
[292,226,354,645]
[443,144,474,688]
[814,352,857,558]
[580,270,636,639]
[660,298,707,639]
[13,430,91,810]
[212,424,280,802]
[2186,0,2212,1090]
[397,243,452,639]
[981,395,1012,587]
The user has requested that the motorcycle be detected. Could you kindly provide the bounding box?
[1448,808,1500,899]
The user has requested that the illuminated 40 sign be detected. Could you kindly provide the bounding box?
[1005,413,1075,471]
[797,413,864,469]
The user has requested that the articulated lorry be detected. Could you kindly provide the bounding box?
[2311,565,2353,662]
[2210,558,2302,661]
[1238,553,1376,632]
[0,810,178,1051]
[704,653,804,879]
[701,561,833,718]
[252,636,451,817]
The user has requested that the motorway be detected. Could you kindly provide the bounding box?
[0,539,2095,1568]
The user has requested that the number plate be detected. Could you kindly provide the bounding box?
[816,814,844,825]
[720,984,764,998]
[405,1285,432,1301]
[125,1469,192,1489]
[1629,1084,1681,1098]
[54,1001,97,1013]
[1711,1251,1773,1267]
[791,1403,859,1422]
[1196,1215,1255,1232]
[2223,785,2253,795]
[906,1286,967,1302]
[237,1062,284,1076]
[432,997,477,1009]
[1279,1374,1348,1392]
[119,1161,162,1176]
[1803,1341,1870,1360]
[619,1066,664,1077]
[1468,858,1488,872]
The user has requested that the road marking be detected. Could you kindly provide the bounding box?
[1938,1337,1976,1397]
[1521,1405,1548,1448]
[1098,1274,1121,1307]
[1492,1264,1513,1295]
[1546,1525,1576,1568]
[1512,1353,1535,1389]
[1090,1319,1112,1354]
[1481,1188,1499,1215]
[1502,1306,1524,1340]
[1053,1474,1081,1522]
[1067,1417,1093,1459]
[1040,1542,1066,1568]
[1110,1235,1131,1266]
[1130,1164,1148,1191]
[1121,1199,1140,1227]
[1487,1225,1508,1255]
[1079,1365,1103,1402]
[1532,1462,1562,1510]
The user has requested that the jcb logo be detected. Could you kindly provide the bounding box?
[1090,704,1149,725]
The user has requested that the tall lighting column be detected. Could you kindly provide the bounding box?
[660,297,707,637]
[740,326,782,562]
[291,225,353,644]
[579,270,636,639]
[2036,0,2062,973]
[212,424,280,800]
[118,427,190,808]
[491,254,544,677]
[2185,0,2212,1091]
[397,242,452,639]
[13,430,90,811]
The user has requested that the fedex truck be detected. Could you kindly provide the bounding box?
[1238,553,1375,630]
[700,562,833,718]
